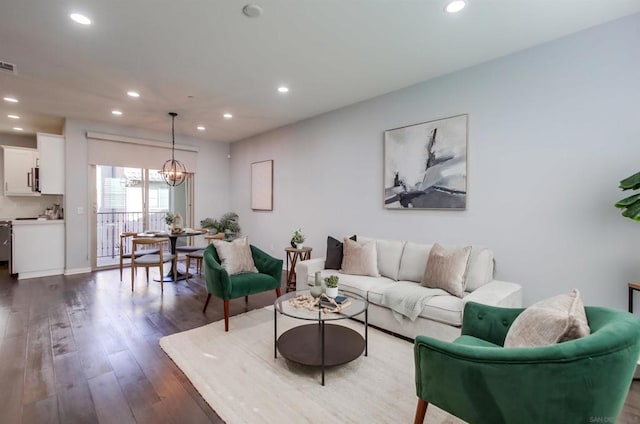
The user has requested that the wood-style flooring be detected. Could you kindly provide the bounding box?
[1,265,640,423]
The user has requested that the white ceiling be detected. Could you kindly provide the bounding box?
[1,0,639,142]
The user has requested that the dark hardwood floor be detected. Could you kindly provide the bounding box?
[1,264,640,423]
[0,264,280,424]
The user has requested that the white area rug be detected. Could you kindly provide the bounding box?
[160,307,465,424]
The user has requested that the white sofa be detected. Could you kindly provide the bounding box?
[295,237,522,341]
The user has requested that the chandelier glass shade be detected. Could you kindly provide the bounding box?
[160,112,187,186]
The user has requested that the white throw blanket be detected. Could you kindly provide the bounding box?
[381,284,449,322]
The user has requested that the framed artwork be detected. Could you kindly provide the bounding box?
[383,114,467,210]
[251,160,273,211]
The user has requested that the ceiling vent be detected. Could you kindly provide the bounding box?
[0,61,17,75]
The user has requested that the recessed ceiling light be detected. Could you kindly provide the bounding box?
[197,126,205,131]
[7,114,20,119]
[277,86,289,93]
[445,0,466,13]
[127,91,140,98]
[13,127,23,131]
[223,113,233,119]
[70,13,92,25]
[3,96,18,103]
[111,110,123,116]
[242,4,263,18]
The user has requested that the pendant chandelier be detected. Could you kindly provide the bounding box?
[160,112,187,186]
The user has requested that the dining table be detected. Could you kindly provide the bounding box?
[137,228,208,282]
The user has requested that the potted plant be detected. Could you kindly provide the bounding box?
[200,212,241,240]
[291,228,305,249]
[165,212,183,233]
[615,171,640,221]
[324,275,339,298]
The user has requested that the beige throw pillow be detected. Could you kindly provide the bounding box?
[212,236,258,275]
[341,238,380,277]
[421,244,471,297]
[504,289,591,348]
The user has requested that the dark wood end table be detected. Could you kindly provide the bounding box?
[285,247,312,292]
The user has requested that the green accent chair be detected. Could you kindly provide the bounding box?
[203,244,283,331]
[414,301,640,424]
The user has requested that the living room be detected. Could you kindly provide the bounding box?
[1,1,640,423]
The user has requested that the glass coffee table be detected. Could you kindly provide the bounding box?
[274,290,368,385]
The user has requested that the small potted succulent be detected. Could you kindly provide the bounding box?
[291,228,305,249]
[324,275,339,298]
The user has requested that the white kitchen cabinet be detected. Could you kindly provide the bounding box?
[37,133,65,195]
[12,220,65,279]
[1,146,40,196]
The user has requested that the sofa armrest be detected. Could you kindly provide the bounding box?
[464,280,523,308]
[295,258,326,291]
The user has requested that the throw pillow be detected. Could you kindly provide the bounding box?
[325,235,356,270]
[504,289,591,348]
[341,238,380,277]
[421,243,471,297]
[212,236,258,275]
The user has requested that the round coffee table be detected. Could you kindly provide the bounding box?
[274,290,368,385]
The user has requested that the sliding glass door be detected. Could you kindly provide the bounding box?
[92,165,192,269]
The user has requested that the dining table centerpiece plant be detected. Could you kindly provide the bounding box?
[291,228,305,249]
[200,212,241,240]
[615,171,640,221]
[324,275,339,298]
[165,212,183,232]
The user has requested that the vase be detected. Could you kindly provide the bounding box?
[326,286,338,298]
[296,243,304,249]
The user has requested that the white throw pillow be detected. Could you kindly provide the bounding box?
[341,238,380,277]
[212,236,258,275]
[421,244,471,298]
[504,289,590,348]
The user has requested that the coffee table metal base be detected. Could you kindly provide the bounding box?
[276,323,365,385]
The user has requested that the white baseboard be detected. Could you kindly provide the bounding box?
[64,267,92,276]
[17,269,65,280]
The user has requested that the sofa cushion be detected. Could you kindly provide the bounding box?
[465,247,495,291]
[504,289,590,348]
[421,244,472,297]
[212,237,258,275]
[325,235,356,270]
[398,241,432,282]
[368,281,464,326]
[341,238,380,277]
[335,272,395,299]
[359,236,405,281]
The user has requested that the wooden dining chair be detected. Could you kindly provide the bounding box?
[185,232,224,280]
[130,237,176,293]
[119,231,160,281]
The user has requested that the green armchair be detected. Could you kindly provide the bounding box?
[414,301,640,424]
[203,244,283,331]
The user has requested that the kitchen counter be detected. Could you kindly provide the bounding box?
[11,219,65,225]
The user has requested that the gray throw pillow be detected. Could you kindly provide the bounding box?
[504,289,591,348]
[212,236,258,275]
[341,238,379,277]
[421,244,471,297]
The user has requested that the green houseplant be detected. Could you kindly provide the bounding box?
[200,212,241,240]
[324,275,339,298]
[291,228,305,248]
[615,171,640,221]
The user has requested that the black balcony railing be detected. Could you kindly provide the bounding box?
[96,211,167,261]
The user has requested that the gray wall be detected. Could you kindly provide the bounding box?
[230,13,640,309]
[64,119,231,272]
